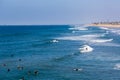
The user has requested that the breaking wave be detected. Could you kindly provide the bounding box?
[69,25,88,31]
[50,39,59,43]
[110,29,120,35]
[98,27,109,30]
[69,27,88,31]
[90,39,113,43]
[57,34,113,43]
[99,26,120,35]
[113,64,120,70]
[79,45,93,53]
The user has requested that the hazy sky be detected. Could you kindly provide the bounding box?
[0,0,120,25]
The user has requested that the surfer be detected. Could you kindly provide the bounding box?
[17,65,23,70]
[79,45,93,53]
[34,70,39,75]
[51,39,59,43]
[19,59,22,61]
[73,68,82,71]
[3,63,7,67]
[7,69,10,72]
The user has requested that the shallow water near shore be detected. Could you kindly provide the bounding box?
[0,25,120,80]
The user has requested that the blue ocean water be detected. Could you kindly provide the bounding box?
[0,25,120,80]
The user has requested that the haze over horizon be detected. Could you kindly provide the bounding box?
[0,0,120,25]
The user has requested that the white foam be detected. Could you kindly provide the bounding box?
[113,64,120,70]
[90,39,113,43]
[100,27,120,35]
[92,42,120,47]
[69,25,88,31]
[79,45,93,53]
[73,68,83,71]
[99,27,109,30]
[105,31,109,34]
[72,31,76,33]
[57,34,110,43]
[51,39,59,43]
[110,29,120,35]
[80,34,104,37]
[69,27,88,31]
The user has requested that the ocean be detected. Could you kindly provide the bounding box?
[0,25,120,80]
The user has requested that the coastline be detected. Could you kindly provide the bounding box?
[86,24,120,28]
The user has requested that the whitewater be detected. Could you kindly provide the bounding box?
[0,25,120,80]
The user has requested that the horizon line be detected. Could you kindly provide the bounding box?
[0,24,85,26]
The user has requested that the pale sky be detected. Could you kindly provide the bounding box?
[0,0,120,25]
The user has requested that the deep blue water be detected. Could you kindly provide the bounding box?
[0,25,120,80]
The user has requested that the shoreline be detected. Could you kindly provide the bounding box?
[86,24,120,28]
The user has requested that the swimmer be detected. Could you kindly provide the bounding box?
[34,70,39,75]
[19,59,22,61]
[7,69,10,72]
[17,65,23,70]
[2,64,7,67]
[79,45,93,53]
[10,54,14,57]
[73,68,83,71]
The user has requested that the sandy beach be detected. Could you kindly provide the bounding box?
[87,24,120,28]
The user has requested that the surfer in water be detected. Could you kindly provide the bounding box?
[7,69,10,72]
[34,70,39,75]
[79,45,93,53]
[19,59,22,61]
[3,63,7,67]
[17,65,23,70]
[73,68,83,71]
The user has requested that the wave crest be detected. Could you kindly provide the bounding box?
[91,39,113,43]
[57,34,112,43]
[113,64,120,70]
[69,25,88,31]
